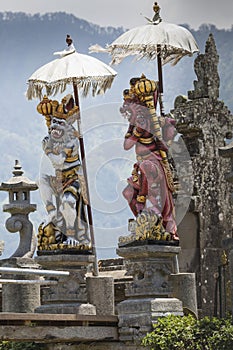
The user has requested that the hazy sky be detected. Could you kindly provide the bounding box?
[0,0,232,30]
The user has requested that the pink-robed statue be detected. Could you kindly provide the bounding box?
[120,75,179,243]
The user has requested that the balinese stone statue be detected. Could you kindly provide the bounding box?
[119,74,179,244]
[36,94,91,252]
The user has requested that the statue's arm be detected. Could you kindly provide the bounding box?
[123,124,143,150]
[124,120,145,151]
[42,136,66,169]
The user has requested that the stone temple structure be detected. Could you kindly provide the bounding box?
[172,33,233,316]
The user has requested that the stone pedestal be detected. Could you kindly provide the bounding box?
[117,245,181,297]
[116,244,183,341]
[0,258,41,313]
[35,254,96,314]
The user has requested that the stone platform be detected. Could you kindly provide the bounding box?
[0,313,118,343]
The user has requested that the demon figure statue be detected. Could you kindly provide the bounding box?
[36,94,90,252]
[119,74,179,245]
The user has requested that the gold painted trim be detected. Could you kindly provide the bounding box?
[139,137,154,144]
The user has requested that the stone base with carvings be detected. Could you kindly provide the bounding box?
[117,245,180,297]
[35,254,96,314]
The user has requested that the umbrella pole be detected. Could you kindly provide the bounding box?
[73,82,99,276]
[157,44,165,116]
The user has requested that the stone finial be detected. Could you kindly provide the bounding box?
[205,33,218,57]
[0,160,38,191]
[188,33,220,100]
[12,160,23,177]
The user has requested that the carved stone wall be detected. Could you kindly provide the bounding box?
[171,34,233,316]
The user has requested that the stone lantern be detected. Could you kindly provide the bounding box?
[0,160,41,313]
[0,160,38,258]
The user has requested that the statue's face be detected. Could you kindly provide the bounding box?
[120,102,151,132]
[120,102,133,121]
[136,113,147,128]
[50,117,67,141]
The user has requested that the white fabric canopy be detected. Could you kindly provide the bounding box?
[90,21,199,65]
[26,51,117,100]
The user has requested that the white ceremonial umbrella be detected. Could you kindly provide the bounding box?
[96,20,199,66]
[26,46,117,100]
[90,2,199,114]
[26,35,117,276]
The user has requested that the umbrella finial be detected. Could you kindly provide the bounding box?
[152,2,162,24]
[144,2,162,24]
[53,35,76,57]
[66,34,73,47]
[153,2,160,12]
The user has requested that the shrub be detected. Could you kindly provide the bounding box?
[142,314,233,350]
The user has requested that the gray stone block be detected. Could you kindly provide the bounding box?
[169,273,198,317]
[117,298,183,341]
[36,303,96,315]
[87,276,115,315]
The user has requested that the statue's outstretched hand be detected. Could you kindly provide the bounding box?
[48,153,65,170]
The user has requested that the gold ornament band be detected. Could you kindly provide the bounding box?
[139,137,154,144]
[137,195,146,203]
[133,129,143,138]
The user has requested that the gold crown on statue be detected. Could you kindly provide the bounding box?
[134,74,158,95]
[37,95,55,116]
[37,95,79,127]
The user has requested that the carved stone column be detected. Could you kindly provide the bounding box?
[172,34,233,316]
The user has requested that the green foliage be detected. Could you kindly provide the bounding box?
[0,342,45,350]
[142,314,233,350]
